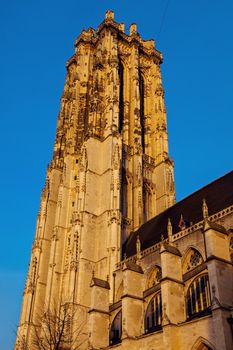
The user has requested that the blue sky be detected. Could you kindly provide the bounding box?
[0,0,233,348]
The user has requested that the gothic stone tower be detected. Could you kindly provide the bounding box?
[15,11,175,349]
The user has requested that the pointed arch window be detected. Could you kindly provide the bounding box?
[143,181,153,223]
[199,345,212,350]
[145,293,162,334]
[183,248,204,275]
[121,168,128,219]
[192,338,214,350]
[147,266,162,289]
[118,59,124,132]
[186,274,211,320]
[109,310,122,345]
[139,70,145,153]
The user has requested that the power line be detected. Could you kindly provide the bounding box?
[157,0,171,39]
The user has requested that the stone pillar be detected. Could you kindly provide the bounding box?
[160,241,185,349]
[88,277,110,349]
[203,220,233,350]
[160,242,185,324]
[121,261,144,338]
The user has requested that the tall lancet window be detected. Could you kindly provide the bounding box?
[143,182,153,222]
[121,168,128,218]
[118,59,124,132]
[145,293,162,334]
[109,310,122,345]
[139,70,145,153]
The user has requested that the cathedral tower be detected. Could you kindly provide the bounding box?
[15,11,175,349]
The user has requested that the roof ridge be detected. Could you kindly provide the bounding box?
[140,169,233,227]
[124,170,233,258]
[174,170,233,206]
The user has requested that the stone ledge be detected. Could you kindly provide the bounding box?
[160,242,182,257]
[123,261,143,274]
[203,220,228,235]
[91,277,110,289]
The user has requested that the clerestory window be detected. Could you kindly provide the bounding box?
[109,310,122,345]
[186,274,211,320]
[145,292,162,334]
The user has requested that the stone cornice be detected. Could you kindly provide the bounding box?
[121,293,144,301]
[91,277,110,289]
[73,20,162,64]
[183,263,207,282]
[123,261,144,274]
[160,242,182,257]
[203,220,228,235]
[160,276,184,286]
[88,308,109,315]
[143,284,161,298]
[116,204,233,270]
[109,300,122,312]
[206,255,233,266]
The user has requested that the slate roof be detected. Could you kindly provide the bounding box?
[123,170,233,258]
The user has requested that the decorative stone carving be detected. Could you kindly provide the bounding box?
[113,144,120,170]
[182,248,203,274]
[108,210,121,226]
[147,266,162,289]
[80,146,88,171]
[70,260,78,271]
[166,166,175,194]
[32,239,41,251]
[136,162,142,186]
[155,83,164,97]
[57,187,63,207]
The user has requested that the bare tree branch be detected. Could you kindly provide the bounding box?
[16,299,87,350]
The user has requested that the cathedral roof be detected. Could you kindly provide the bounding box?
[123,170,233,258]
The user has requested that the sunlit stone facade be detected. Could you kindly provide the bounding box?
[15,11,233,350]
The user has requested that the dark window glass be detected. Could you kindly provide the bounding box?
[109,310,122,345]
[186,274,211,320]
[145,293,162,334]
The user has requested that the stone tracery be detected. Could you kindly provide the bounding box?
[183,248,204,274]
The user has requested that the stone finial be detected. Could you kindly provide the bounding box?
[202,198,209,219]
[178,214,186,230]
[123,253,127,270]
[130,23,137,36]
[119,23,125,32]
[105,10,114,21]
[167,218,173,243]
[136,235,141,259]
